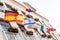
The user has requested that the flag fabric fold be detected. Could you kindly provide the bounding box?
[4,11,24,23]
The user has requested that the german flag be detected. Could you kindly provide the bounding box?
[4,11,18,21]
[4,11,24,23]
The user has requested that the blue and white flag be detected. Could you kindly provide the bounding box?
[24,17,35,25]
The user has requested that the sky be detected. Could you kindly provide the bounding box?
[15,0,60,34]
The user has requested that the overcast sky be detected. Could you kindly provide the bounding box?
[15,0,60,34]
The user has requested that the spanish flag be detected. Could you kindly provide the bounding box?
[11,14,24,23]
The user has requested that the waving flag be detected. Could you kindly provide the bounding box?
[4,11,24,23]
[46,28,56,33]
[26,8,33,12]
[27,25,37,30]
[4,11,18,21]
[40,25,44,31]
[24,17,35,25]
[0,22,9,26]
[11,14,24,23]
[24,17,37,30]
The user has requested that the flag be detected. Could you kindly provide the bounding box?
[26,8,32,12]
[4,11,18,21]
[0,22,9,27]
[40,25,44,31]
[27,25,37,30]
[24,17,35,25]
[11,14,24,23]
[46,28,56,33]
[4,11,24,23]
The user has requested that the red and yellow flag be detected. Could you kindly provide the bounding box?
[4,11,18,21]
[4,11,24,23]
[10,14,24,23]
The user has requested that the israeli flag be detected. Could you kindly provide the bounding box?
[24,17,35,25]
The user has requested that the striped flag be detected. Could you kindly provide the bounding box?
[11,14,24,23]
[4,11,24,23]
[24,17,35,25]
[4,11,18,21]
[27,25,37,29]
